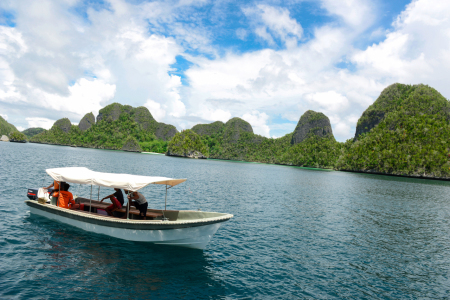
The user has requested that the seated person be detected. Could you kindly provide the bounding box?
[44,180,62,206]
[126,190,148,220]
[58,183,83,210]
[100,188,124,216]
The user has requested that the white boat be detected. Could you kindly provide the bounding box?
[25,167,233,249]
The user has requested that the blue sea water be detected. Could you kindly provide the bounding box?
[1,142,450,299]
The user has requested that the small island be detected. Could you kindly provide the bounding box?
[5,83,450,180]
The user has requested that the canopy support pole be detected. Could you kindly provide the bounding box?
[89,185,92,213]
[165,185,173,211]
[127,193,130,220]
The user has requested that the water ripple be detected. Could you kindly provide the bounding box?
[1,142,450,298]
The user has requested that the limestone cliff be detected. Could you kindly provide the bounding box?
[192,121,224,136]
[223,118,253,143]
[78,112,95,131]
[53,118,72,133]
[97,103,177,141]
[291,110,334,145]
[353,83,450,141]
[121,136,142,152]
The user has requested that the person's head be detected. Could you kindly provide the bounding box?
[114,188,120,192]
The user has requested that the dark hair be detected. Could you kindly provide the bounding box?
[61,182,71,191]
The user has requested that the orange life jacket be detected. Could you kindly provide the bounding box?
[58,191,75,209]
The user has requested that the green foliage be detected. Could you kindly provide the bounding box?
[167,130,209,157]
[30,113,166,152]
[140,140,168,153]
[0,115,18,136]
[281,135,342,168]
[9,131,27,142]
[192,121,224,136]
[122,136,142,152]
[337,84,450,177]
[22,127,45,138]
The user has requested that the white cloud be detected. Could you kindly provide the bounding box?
[242,111,270,137]
[243,4,303,46]
[320,0,375,29]
[1,0,450,143]
[25,117,55,129]
[145,99,166,121]
[0,0,185,125]
[0,113,7,120]
[17,126,25,131]
[351,0,450,96]
[305,91,349,113]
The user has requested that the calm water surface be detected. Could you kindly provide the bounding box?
[1,142,450,299]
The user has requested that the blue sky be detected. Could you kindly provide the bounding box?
[0,0,449,141]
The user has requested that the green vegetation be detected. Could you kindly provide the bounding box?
[0,115,18,136]
[22,127,45,138]
[31,112,170,152]
[167,130,209,158]
[25,83,450,178]
[9,131,27,142]
[336,84,450,177]
[282,135,342,168]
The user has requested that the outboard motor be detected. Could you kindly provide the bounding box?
[27,188,54,200]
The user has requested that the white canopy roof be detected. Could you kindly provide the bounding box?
[46,167,186,191]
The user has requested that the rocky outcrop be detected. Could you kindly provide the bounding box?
[97,103,133,123]
[166,130,208,159]
[1,135,9,142]
[223,118,253,143]
[53,118,72,133]
[121,136,142,152]
[97,104,178,141]
[353,83,450,141]
[78,112,95,131]
[291,110,334,144]
[192,121,225,136]
[153,123,178,141]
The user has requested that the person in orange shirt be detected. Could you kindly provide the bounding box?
[58,183,83,210]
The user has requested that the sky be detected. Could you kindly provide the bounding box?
[0,0,449,141]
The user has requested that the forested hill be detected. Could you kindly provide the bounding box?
[335,83,450,178]
[0,115,18,136]
[170,109,341,168]
[30,103,177,152]
[23,83,450,179]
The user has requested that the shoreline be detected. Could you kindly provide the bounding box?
[13,141,450,182]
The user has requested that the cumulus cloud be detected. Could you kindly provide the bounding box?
[241,110,270,137]
[0,0,185,127]
[1,0,449,143]
[243,4,303,46]
[25,117,56,129]
[145,99,166,121]
[0,114,7,120]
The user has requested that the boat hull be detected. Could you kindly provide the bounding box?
[26,201,231,249]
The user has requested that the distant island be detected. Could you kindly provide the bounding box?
[3,83,450,179]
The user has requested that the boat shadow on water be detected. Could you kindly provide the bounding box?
[23,214,227,299]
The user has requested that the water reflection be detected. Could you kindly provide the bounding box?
[25,214,226,299]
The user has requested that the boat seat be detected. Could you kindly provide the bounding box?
[77,198,163,219]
